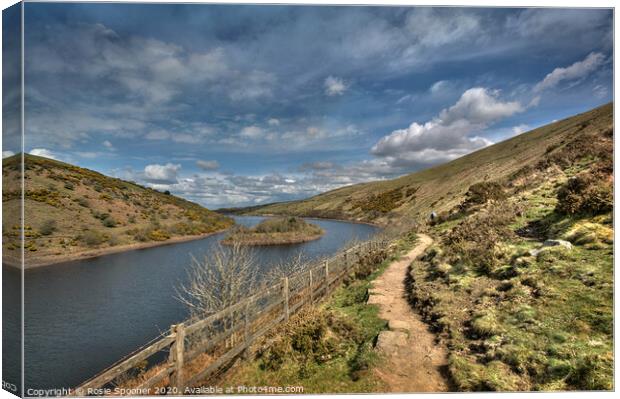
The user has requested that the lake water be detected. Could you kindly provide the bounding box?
[2,216,379,392]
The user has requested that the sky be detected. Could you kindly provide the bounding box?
[2,4,614,208]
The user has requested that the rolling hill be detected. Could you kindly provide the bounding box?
[2,154,234,267]
[225,103,613,391]
[230,103,613,226]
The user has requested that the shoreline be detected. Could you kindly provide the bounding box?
[225,212,384,228]
[3,228,230,270]
[221,231,324,246]
[3,215,382,270]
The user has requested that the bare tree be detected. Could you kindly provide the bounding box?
[176,242,258,319]
[264,252,309,286]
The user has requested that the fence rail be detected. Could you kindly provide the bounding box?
[73,238,388,396]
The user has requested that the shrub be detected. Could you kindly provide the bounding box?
[148,229,170,241]
[77,197,89,207]
[567,353,613,390]
[108,235,121,246]
[102,217,116,228]
[460,182,506,210]
[40,220,57,236]
[537,128,612,172]
[444,204,517,273]
[258,309,334,372]
[81,230,105,247]
[64,181,75,190]
[352,188,404,214]
[556,171,612,215]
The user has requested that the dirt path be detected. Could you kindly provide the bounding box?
[369,234,449,392]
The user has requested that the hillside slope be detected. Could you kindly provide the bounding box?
[408,106,613,391]
[234,103,612,226]
[2,154,234,267]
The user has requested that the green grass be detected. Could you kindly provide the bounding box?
[409,146,613,392]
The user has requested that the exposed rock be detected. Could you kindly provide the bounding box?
[543,239,573,250]
[529,239,573,256]
[388,319,410,332]
[375,331,408,353]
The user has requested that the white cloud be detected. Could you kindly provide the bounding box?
[593,84,609,99]
[2,151,15,159]
[143,124,213,144]
[299,161,335,171]
[240,125,264,139]
[268,118,280,126]
[512,124,530,135]
[430,80,449,94]
[196,160,220,171]
[534,52,606,92]
[396,94,413,105]
[145,130,169,141]
[372,87,523,168]
[406,9,481,47]
[102,140,115,150]
[324,76,347,96]
[144,163,181,184]
[29,148,58,160]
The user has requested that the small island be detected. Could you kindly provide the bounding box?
[222,216,324,246]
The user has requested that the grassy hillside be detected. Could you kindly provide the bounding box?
[407,104,613,390]
[234,103,613,226]
[2,154,234,266]
[224,103,613,391]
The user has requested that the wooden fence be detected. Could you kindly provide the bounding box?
[73,238,388,396]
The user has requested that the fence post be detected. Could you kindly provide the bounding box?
[309,269,314,304]
[324,260,329,293]
[171,324,185,394]
[243,300,250,359]
[283,277,290,321]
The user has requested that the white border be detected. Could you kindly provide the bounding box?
[0,2,616,399]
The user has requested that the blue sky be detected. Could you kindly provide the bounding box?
[2,4,613,208]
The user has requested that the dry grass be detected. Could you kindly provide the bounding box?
[2,154,233,264]
[233,103,612,227]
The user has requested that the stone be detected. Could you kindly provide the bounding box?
[388,319,410,332]
[542,239,573,250]
[367,295,384,305]
[529,239,573,256]
[375,331,408,353]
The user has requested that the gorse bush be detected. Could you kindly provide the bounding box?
[102,216,117,228]
[445,204,518,274]
[352,187,404,214]
[258,308,333,372]
[536,127,612,171]
[254,217,316,234]
[80,230,106,247]
[460,182,506,211]
[556,170,612,216]
[40,219,57,236]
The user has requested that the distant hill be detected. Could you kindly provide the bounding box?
[231,103,613,225]
[2,154,234,267]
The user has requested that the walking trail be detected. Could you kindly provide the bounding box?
[369,234,449,392]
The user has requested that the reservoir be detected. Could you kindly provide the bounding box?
[3,216,379,391]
